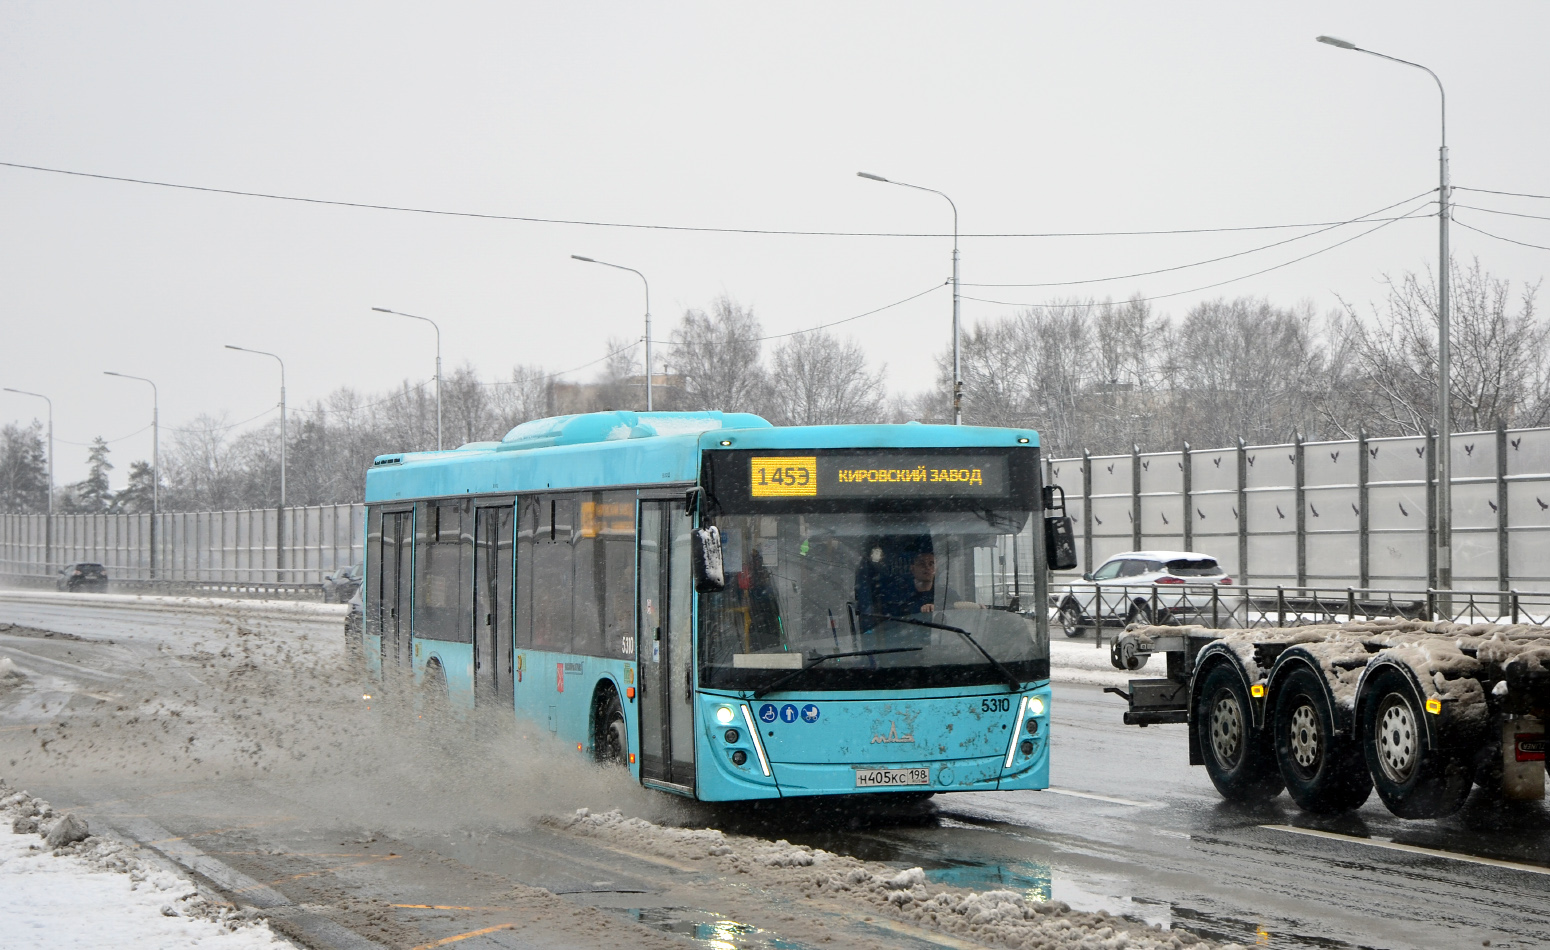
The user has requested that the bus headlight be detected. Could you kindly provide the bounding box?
[715,705,736,725]
[1028,696,1045,716]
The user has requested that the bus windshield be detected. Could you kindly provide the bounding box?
[698,509,1047,691]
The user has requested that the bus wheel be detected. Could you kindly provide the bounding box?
[419,661,451,724]
[1273,667,1371,813]
[1359,671,1471,819]
[1195,664,1283,802]
[1058,600,1087,638]
[595,692,628,767]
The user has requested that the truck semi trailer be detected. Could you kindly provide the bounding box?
[1108,618,1547,818]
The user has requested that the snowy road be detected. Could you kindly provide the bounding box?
[1,591,1548,950]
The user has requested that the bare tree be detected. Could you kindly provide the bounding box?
[767,330,886,425]
[1167,297,1327,447]
[1343,259,1548,434]
[489,364,554,432]
[668,295,769,413]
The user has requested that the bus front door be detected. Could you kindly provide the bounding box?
[638,499,696,791]
[382,510,413,673]
[473,505,515,709]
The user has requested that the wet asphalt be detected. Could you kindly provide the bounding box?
[1,596,1548,950]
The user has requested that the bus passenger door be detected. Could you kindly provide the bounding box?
[382,510,413,673]
[473,505,515,709]
[638,499,696,791]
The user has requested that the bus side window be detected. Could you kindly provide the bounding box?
[531,495,575,652]
[574,490,636,659]
[515,498,539,650]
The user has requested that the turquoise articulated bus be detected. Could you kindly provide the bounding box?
[359,410,1070,801]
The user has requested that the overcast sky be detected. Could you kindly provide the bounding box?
[3,2,1547,485]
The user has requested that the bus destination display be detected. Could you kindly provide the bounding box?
[749,453,1009,499]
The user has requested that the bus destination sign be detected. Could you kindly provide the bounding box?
[749,453,1009,499]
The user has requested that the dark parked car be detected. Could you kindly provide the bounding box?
[321,563,363,603]
[56,562,108,592]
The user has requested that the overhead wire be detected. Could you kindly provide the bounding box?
[1455,186,1550,201]
[0,158,1440,240]
[960,197,1436,310]
[1450,204,1550,224]
[1452,217,1550,252]
[963,190,1436,288]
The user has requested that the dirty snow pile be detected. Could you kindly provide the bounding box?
[0,655,24,688]
[551,808,1244,950]
[0,778,294,950]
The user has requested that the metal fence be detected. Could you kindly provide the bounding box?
[0,504,365,586]
[1047,425,1550,593]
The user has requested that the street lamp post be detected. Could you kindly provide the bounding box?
[226,346,288,585]
[1317,35,1453,590]
[372,307,442,450]
[858,171,962,425]
[104,371,159,580]
[224,346,287,507]
[571,256,653,411]
[3,387,53,573]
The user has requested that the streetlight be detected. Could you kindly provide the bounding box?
[224,346,287,507]
[1317,34,1453,590]
[858,171,962,425]
[3,387,53,573]
[104,371,159,580]
[571,255,653,411]
[372,307,442,450]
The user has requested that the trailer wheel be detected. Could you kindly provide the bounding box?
[1195,664,1283,802]
[1058,600,1087,638]
[1358,670,1472,819]
[1272,667,1371,813]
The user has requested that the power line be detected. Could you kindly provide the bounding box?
[291,379,435,416]
[1451,203,1550,224]
[959,200,1429,310]
[0,158,1443,240]
[55,423,152,448]
[654,283,948,349]
[963,191,1436,289]
[1453,217,1550,252]
[1455,186,1550,201]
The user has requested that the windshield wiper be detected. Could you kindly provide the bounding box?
[751,647,923,699]
[859,613,1022,691]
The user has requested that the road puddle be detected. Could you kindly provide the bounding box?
[922,858,1052,903]
[621,907,816,950]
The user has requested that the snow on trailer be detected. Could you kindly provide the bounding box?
[1106,618,1548,818]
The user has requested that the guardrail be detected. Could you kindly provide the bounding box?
[0,573,326,601]
[1051,582,1550,647]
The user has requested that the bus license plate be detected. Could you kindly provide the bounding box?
[854,767,930,788]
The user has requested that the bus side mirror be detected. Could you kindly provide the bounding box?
[692,526,726,593]
[1044,515,1078,572]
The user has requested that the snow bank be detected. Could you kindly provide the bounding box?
[549,808,1244,950]
[0,655,23,688]
[0,777,295,950]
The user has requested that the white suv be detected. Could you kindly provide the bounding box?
[1054,550,1230,637]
